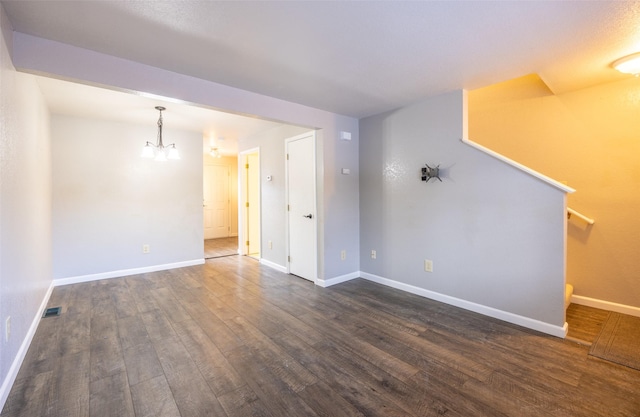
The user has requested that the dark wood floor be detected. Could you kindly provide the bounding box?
[3,256,640,417]
[204,237,238,259]
[566,303,611,345]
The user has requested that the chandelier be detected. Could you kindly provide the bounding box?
[141,106,180,161]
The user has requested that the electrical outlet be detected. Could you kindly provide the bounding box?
[142,244,150,254]
[341,250,346,261]
[5,316,10,342]
[371,250,377,259]
[424,259,433,273]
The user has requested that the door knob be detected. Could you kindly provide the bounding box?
[303,214,313,219]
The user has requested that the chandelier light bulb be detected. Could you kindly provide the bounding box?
[141,143,155,158]
[167,145,180,160]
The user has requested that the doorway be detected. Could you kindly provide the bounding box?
[286,131,317,282]
[203,163,230,239]
[203,154,239,258]
[240,149,261,259]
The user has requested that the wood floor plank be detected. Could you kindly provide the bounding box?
[566,303,611,343]
[89,311,125,382]
[180,288,245,354]
[153,335,228,417]
[0,371,53,417]
[407,370,510,417]
[63,282,94,317]
[48,350,90,417]
[224,345,321,417]
[172,318,245,396]
[110,279,139,319]
[139,309,178,341]
[122,342,164,386]
[299,310,420,383]
[125,275,161,313]
[4,256,640,417]
[217,384,274,417]
[129,375,181,417]
[117,314,151,351]
[89,370,135,417]
[16,317,63,377]
[150,287,193,324]
[204,237,238,259]
[223,316,318,393]
[297,380,367,417]
[59,310,90,357]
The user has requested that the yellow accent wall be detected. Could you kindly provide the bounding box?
[469,75,640,309]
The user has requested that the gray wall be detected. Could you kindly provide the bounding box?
[239,124,361,278]
[0,8,52,406]
[359,91,567,328]
[239,124,310,268]
[14,32,361,282]
[52,115,203,279]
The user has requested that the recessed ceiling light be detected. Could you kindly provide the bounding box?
[612,52,640,75]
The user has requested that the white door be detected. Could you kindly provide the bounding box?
[203,164,230,239]
[286,132,317,282]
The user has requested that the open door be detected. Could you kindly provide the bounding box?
[240,149,260,258]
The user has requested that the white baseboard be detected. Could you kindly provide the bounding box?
[53,259,205,286]
[571,294,640,317]
[360,271,568,338]
[316,271,359,287]
[1,281,55,411]
[259,258,287,273]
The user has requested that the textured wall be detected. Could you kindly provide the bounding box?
[0,7,52,407]
[360,91,567,328]
[469,75,640,309]
[239,124,312,269]
[13,32,360,282]
[51,115,203,279]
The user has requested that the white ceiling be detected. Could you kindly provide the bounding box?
[4,1,640,123]
[33,75,286,155]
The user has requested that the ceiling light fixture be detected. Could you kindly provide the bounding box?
[612,52,640,76]
[209,147,222,158]
[141,106,180,161]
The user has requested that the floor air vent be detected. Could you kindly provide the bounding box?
[42,307,61,318]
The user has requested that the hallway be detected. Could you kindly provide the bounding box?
[204,237,238,259]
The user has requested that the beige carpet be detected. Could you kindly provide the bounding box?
[589,312,640,371]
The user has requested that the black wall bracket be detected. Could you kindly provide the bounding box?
[421,164,442,183]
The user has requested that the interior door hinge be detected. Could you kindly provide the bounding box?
[246,202,249,207]
[245,163,249,169]
[246,240,250,246]
[288,255,291,262]
[287,204,290,211]
[286,154,289,160]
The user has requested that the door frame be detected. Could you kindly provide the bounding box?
[238,147,260,257]
[285,131,318,282]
